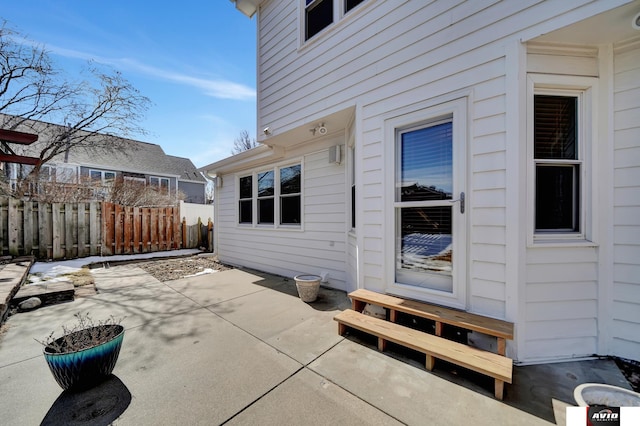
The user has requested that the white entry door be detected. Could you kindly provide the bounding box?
[387,101,467,309]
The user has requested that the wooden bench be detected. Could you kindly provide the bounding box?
[349,288,514,356]
[335,309,513,400]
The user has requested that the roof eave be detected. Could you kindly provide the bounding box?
[198,144,284,178]
[230,0,258,18]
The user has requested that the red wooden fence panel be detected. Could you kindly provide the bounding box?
[101,202,184,255]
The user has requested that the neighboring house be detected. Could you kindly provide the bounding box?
[200,0,640,364]
[2,116,207,204]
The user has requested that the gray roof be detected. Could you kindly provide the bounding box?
[3,115,205,183]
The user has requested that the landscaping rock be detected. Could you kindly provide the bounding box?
[18,297,42,311]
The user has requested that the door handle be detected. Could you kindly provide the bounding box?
[450,192,465,214]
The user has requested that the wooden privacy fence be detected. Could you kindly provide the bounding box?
[0,197,213,260]
[102,202,180,255]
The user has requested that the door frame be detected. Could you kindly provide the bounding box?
[383,96,469,309]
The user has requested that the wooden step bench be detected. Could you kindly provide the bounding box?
[334,309,513,400]
[349,288,514,356]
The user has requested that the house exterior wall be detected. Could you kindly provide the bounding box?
[215,135,349,289]
[520,47,601,362]
[612,38,640,361]
[222,0,640,363]
[179,180,206,204]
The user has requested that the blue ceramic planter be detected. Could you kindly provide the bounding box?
[43,324,125,391]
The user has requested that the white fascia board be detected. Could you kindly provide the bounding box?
[230,0,258,18]
[198,144,285,178]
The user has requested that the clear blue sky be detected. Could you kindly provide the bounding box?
[1,1,257,168]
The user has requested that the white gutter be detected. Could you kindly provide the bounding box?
[197,144,285,179]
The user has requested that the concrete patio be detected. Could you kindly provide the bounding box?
[0,264,633,425]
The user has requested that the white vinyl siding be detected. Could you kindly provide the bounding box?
[216,145,347,290]
[521,48,601,362]
[246,0,637,363]
[612,38,640,360]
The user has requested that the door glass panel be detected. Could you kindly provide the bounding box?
[396,120,454,293]
[398,123,453,202]
[396,206,452,291]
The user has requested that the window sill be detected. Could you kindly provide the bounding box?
[528,238,597,248]
[237,224,303,231]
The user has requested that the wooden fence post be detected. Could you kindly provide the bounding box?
[182,217,187,249]
[8,198,19,256]
[208,219,213,252]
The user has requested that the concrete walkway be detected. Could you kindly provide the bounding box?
[0,265,632,425]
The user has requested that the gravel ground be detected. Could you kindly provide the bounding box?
[132,255,232,282]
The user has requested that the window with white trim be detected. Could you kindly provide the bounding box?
[280,164,301,224]
[528,75,595,243]
[238,163,302,227]
[258,170,275,224]
[534,94,581,233]
[41,165,76,182]
[90,169,116,184]
[303,0,367,41]
[239,175,253,224]
[149,176,170,195]
[305,0,333,41]
[350,146,356,229]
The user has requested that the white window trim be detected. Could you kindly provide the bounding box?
[124,176,146,185]
[298,0,370,49]
[149,176,171,192]
[526,74,598,247]
[89,169,117,184]
[236,161,304,230]
[42,164,78,182]
[238,174,253,226]
[256,168,276,227]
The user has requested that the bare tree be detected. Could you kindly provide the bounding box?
[231,130,258,154]
[0,21,150,182]
[18,174,184,206]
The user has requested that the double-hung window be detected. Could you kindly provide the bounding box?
[528,73,596,243]
[305,0,333,41]
[257,170,275,224]
[534,94,581,233]
[238,163,302,227]
[280,165,301,224]
[304,0,366,41]
[239,175,253,224]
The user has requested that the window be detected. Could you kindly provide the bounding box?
[305,0,333,40]
[258,170,275,224]
[90,169,116,184]
[124,176,146,185]
[239,175,253,224]
[149,176,170,194]
[527,73,596,244]
[238,164,302,227]
[350,146,356,229]
[303,0,367,42]
[534,94,581,233]
[280,165,301,224]
[345,0,364,13]
[41,165,75,182]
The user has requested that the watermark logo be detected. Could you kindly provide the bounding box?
[587,406,620,426]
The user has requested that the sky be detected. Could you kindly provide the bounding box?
[1,1,257,168]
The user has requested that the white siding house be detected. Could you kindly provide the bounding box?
[202,0,640,364]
